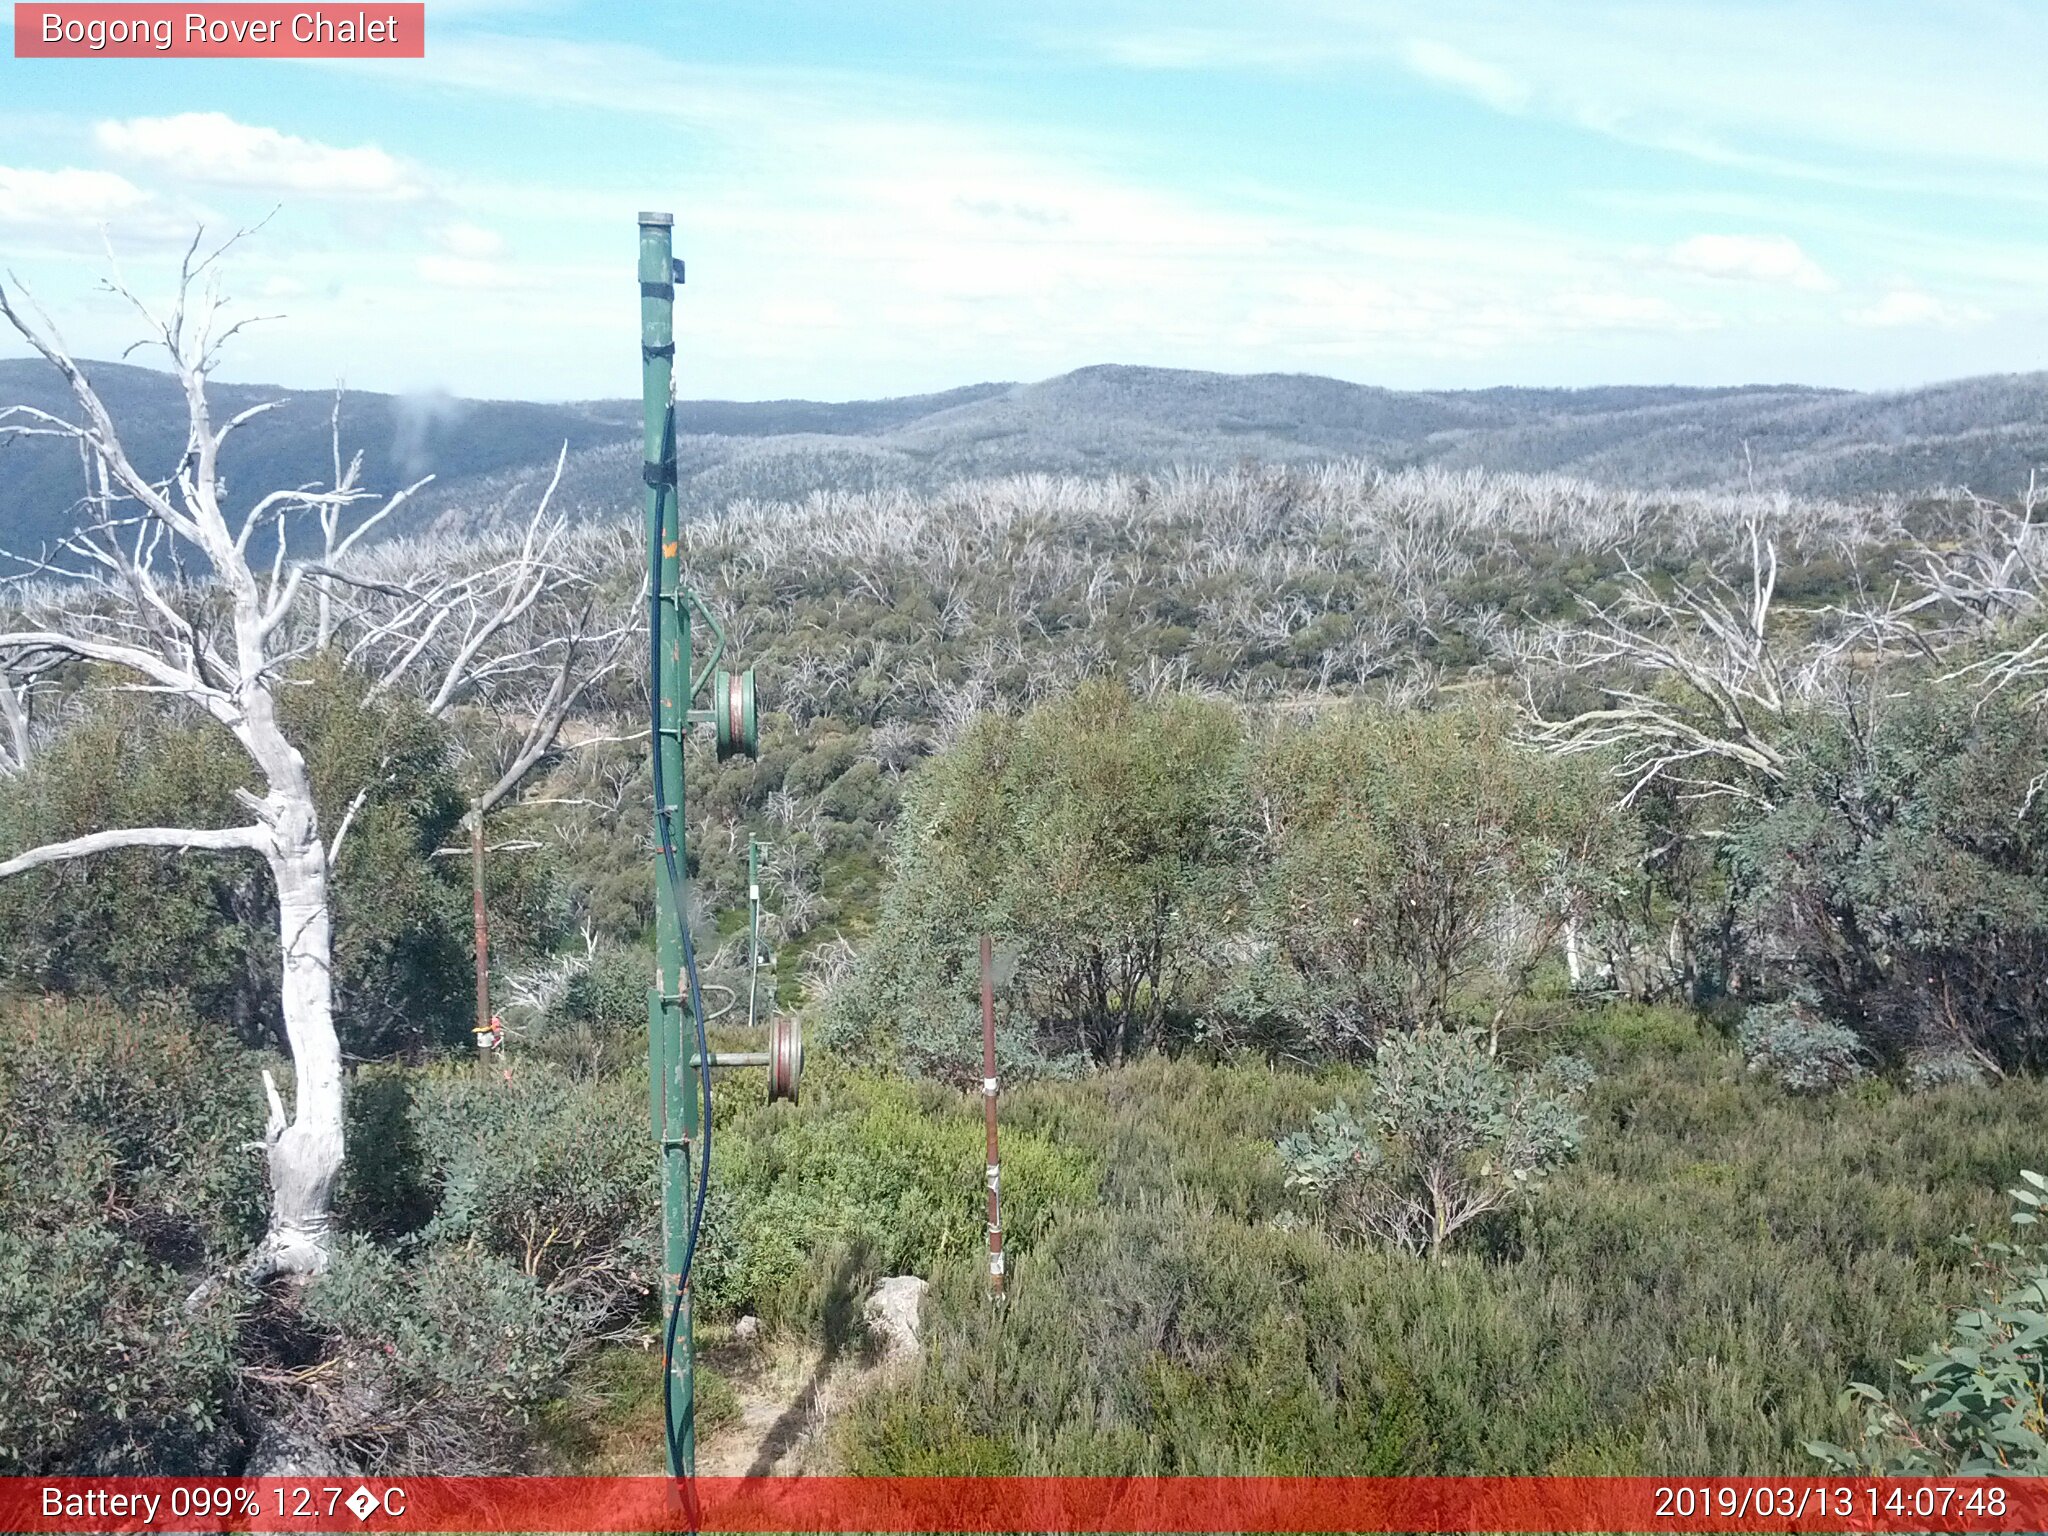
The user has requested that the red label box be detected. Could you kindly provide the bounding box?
[2,1477,2047,1534]
[13,4,425,57]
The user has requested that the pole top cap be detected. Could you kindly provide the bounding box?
[638,211,674,227]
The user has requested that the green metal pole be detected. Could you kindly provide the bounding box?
[639,210,697,1479]
[747,836,761,1032]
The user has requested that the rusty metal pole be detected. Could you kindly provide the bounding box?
[470,810,490,1040]
[980,933,1004,1299]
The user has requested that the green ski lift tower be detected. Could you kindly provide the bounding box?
[638,211,796,1481]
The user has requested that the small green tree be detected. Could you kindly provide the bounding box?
[998,684,1242,1062]
[1249,701,1622,1042]
[1810,1171,2048,1474]
[1737,1001,1869,1095]
[1279,1029,1590,1259]
[1732,687,2048,1075]
[835,682,1241,1069]
[0,691,265,1028]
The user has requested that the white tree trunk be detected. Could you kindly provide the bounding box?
[2,254,388,1298]
[258,839,345,1277]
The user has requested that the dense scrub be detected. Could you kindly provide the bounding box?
[0,664,564,1058]
[7,462,2048,1476]
[1733,686,2048,1077]
[0,998,262,1472]
[835,1024,2048,1475]
[830,687,1625,1073]
[4,963,2042,1475]
[335,462,1922,975]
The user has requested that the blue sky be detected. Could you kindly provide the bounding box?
[1,0,2045,400]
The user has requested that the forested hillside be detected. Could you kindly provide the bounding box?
[8,357,2048,558]
[7,437,2047,1476]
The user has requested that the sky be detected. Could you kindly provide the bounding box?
[1,0,2045,402]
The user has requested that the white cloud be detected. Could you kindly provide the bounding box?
[415,253,545,291]
[1666,234,1832,291]
[94,113,419,197]
[0,166,152,226]
[1059,2,2048,199]
[758,297,847,330]
[25,17,2016,398]
[415,225,540,290]
[1399,38,1530,113]
[436,222,504,259]
[280,34,1757,395]
[416,255,492,288]
[1847,288,1983,328]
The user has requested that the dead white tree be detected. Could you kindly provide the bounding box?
[0,646,59,776]
[1524,512,1801,808]
[1899,479,2048,700]
[332,464,633,1036]
[0,235,428,1283]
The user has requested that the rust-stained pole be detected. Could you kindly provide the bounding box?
[470,810,490,1038]
[981,932,1004,1299]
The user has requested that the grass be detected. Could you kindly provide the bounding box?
[824,1005,2048,1476]
[534,1342,739,1474]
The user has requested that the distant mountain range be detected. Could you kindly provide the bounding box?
[3,359,2044,555]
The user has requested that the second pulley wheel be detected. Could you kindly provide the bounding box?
[767,1012,802,1104]
[714,668,757,761]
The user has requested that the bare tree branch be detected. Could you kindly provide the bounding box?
[0,822,268,879]
[1524,507,1803,807]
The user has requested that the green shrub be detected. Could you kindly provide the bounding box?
[1810,1171,2048,1474]
[0,997,263,1472]
[280,1058,655,1474]
[1248,702,1626,1039]
[840,1037,2048,1475]
[336,1066,433,1241]
[696,1072,1099,1329]
[410,1064,658,1326]
[295,1237,581,1472]
[833,683,1241,1072]
[1278,1029,1590,1257]
[0,1220,241,1474]
[0,699,267,1030]
[0,996,266,1270]
[1906,1051,1987,1093]
[1559,1001,1703,1063]
[560,944,653,1035]
[1733,688,2048,1074]
[1738,1003,1869,1095]
[838,691,1630,1076]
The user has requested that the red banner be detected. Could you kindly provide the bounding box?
[1,1477,2044,1533]
[12,5,425,58]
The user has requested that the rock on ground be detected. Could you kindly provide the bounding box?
[861,1275,927,1361]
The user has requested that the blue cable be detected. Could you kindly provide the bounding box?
[650,499,713,1481]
